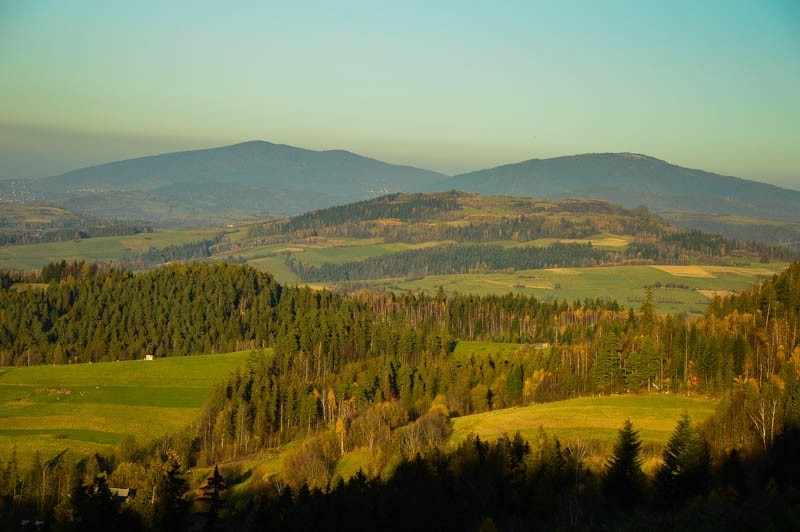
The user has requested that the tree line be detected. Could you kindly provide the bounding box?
[287,236,795,283]
[0,220,153,247]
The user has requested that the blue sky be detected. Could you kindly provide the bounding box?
[1,1,798,187]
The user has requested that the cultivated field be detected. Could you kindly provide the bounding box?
[212,225,787,315]
[0,351,254,466]
[344,263,786,315]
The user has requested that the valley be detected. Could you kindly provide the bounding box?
[3,4,798,528]
[2,192,793,317]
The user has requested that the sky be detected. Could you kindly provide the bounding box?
[1,1,798,188]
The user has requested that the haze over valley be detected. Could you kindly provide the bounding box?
[1,1,798,530]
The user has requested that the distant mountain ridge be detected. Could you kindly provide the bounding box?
[47,140,445,194]
[437,152,800,221]
[1,143,797,225]
[0,141,446,225]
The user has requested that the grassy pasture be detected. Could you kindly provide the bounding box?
[451,341,529,360]
[0,351,255,466]
[449,394,718,471]
[0,229,218,271]
[0,204,79,225]
[352,263,786,315]
[498,232,633,249]
[228,393,719,488]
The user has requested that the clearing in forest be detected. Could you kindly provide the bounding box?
[0,351,255,466]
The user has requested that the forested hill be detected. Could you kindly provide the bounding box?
[240,191,797,283]
[435,153,800,221]
[246,191,665,242]
[0,262,285,363]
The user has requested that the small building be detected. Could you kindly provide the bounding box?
[110,487,137,503]
[144,354,154,361]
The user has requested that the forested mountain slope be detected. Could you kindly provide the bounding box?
[0,141,445,224]
[436,153,800,221]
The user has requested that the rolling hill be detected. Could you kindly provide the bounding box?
[3,144,798,227]
[1,141,446,225]
[436,152,800,221]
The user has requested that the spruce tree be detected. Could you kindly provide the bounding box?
[602,419,647,511]
[655,414,710,502]
[198,465,227,531]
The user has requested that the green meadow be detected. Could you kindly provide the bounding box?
[228,393,719,489]
[350,263,786,315]
[449,394,718,470]
[0,351,254,466]
[212,226,787,315]
[451,340,529,360]
[0,229,218,271]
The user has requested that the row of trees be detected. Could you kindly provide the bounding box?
[247,415,798,530]
[289,242,610,282]
[8,412,792,531]
[289,238,795,283]
[113,234,223,270]
[0,217,152,247]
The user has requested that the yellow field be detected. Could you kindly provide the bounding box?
[651,265,716,277]
[449,394,718,471]
[698,289,737,299]
[544,267,579,274]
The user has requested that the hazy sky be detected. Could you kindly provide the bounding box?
[1,1,798,187]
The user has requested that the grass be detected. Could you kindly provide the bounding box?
[451,341,529,360]
[0,229,218,271]
[0,351,258,466]
[353,263,787,315]
[498,232,633,250]
[227,393,719,485]
[0,204,79,225]
[449,394,718,471]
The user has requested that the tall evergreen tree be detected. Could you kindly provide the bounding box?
[602,419,647,511]
[198,465,227,531]
[654,413,710,502]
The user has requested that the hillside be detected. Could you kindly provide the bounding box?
[662,211,800,249]
[436,153,800,221]
[236,192,795,291]
[0,351,253,466]
[0,141,446,225]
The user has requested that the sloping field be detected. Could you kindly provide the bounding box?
[362,263,787,315]
[450,394,717,468]
[651,265,716,278]
[0,351,255,466]
[0,229,218,270]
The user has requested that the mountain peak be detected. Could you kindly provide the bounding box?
[434,153,800,221]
